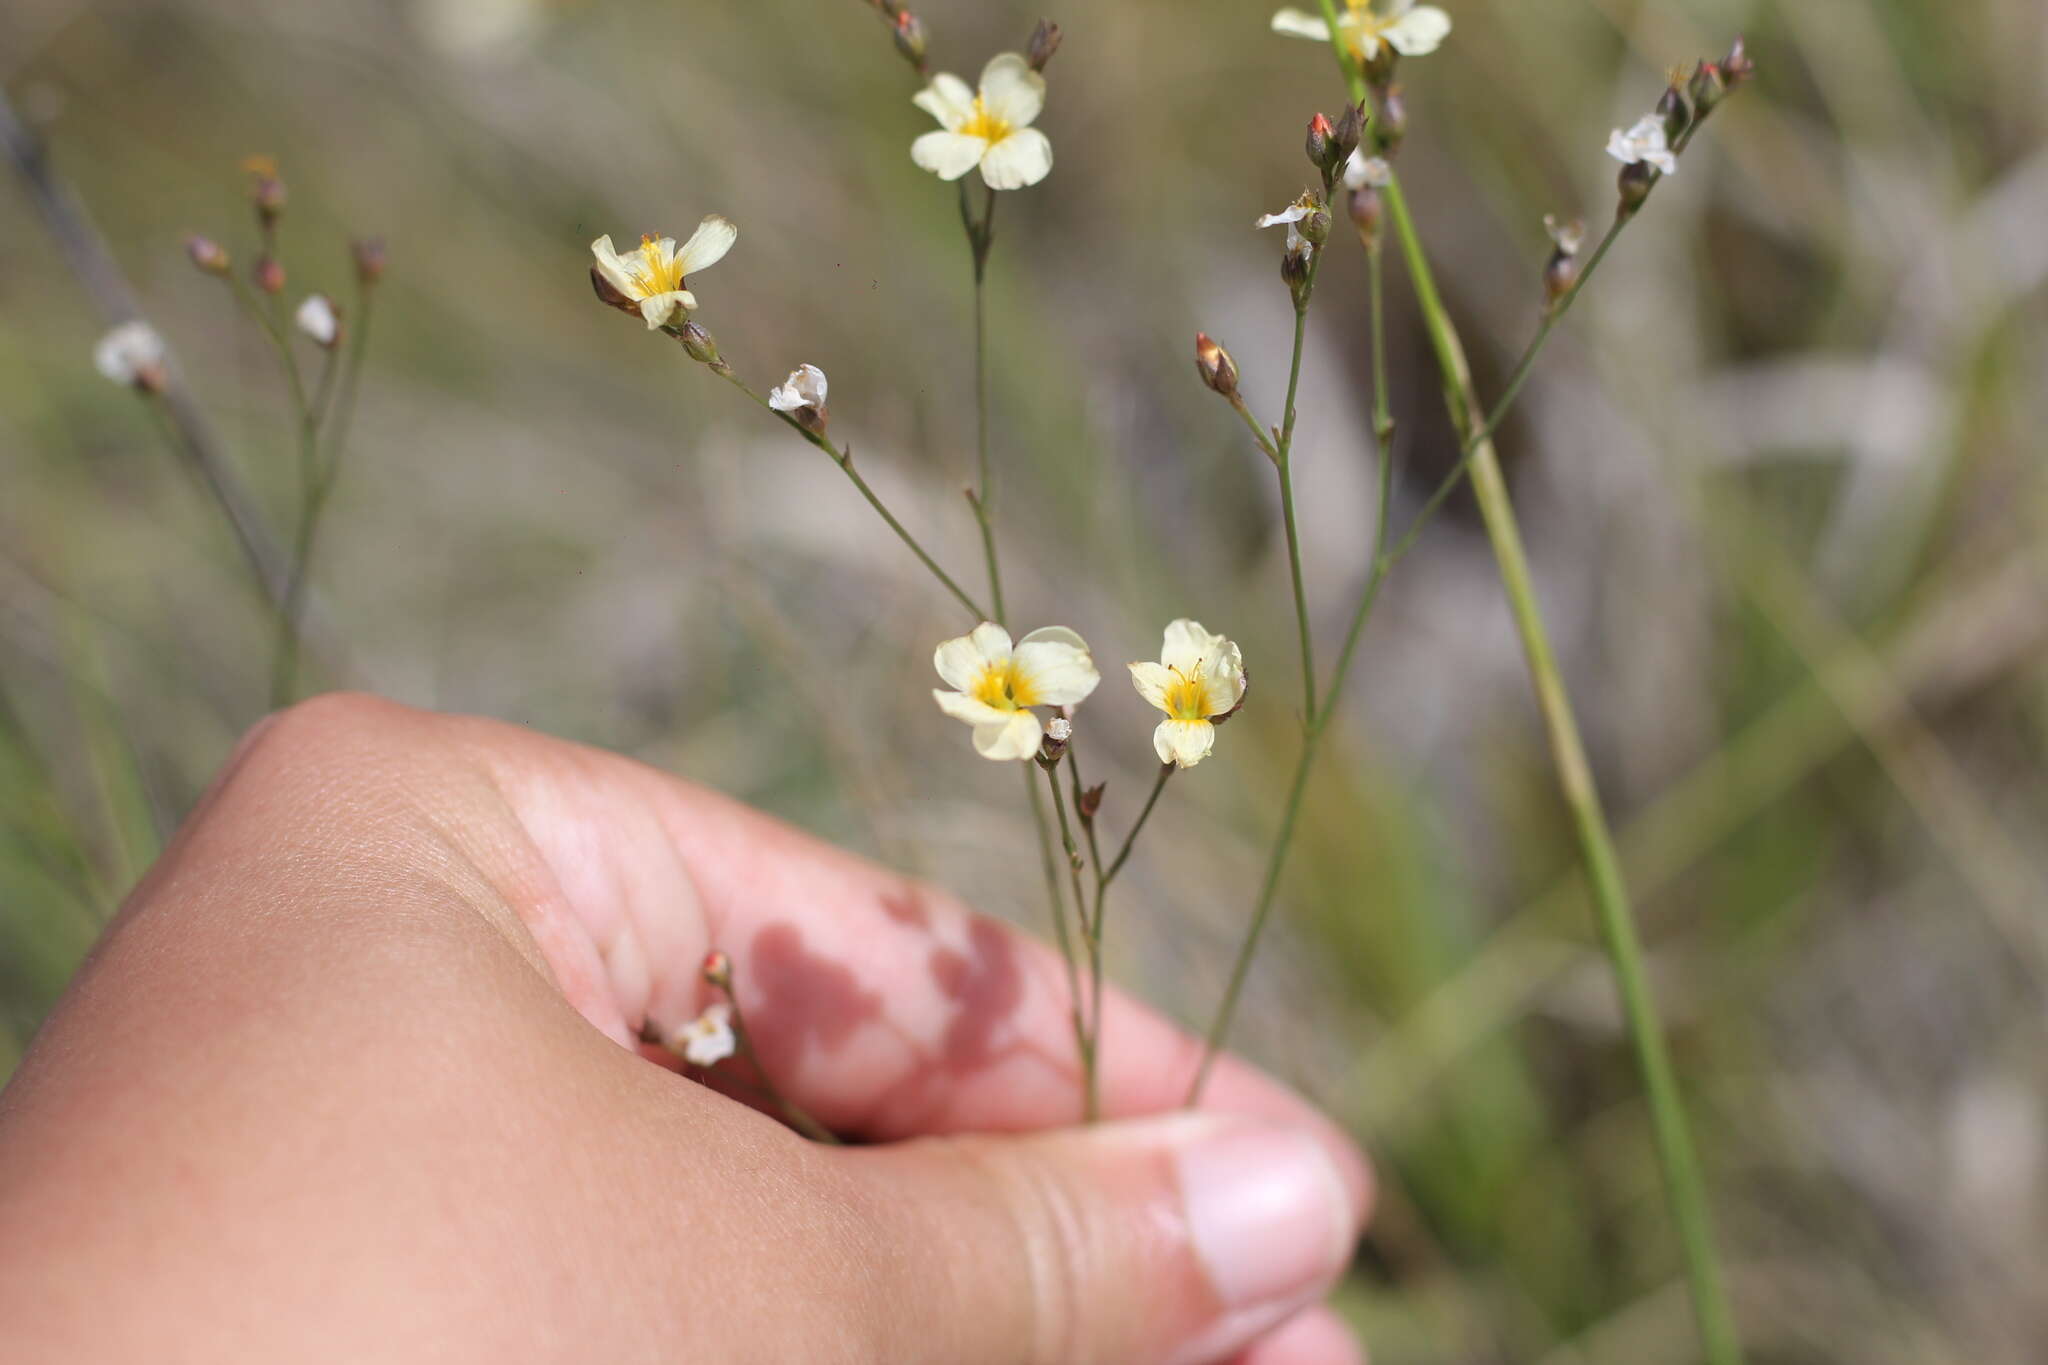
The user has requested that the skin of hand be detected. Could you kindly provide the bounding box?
[0,694,1371,1365]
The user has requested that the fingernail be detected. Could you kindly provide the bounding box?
[1172,1120,1353,1351]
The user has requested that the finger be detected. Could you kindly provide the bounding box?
[847,1112,1365,1365]
[1225,1307,1367,1365]
[261,696,1363,1175]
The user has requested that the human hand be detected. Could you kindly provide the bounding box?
[0,694,1370,1364]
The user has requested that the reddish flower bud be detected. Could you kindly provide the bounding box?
[351,236,387,285]
[253,254,285,295]
[701,950,733,990]
[185,234,230,275]
[892,11,927,67]
[1026,19,1062,72]
[1194,331,1239,397]
[1305,112,1335,171]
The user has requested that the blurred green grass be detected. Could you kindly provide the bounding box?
[6,0,2048,1358]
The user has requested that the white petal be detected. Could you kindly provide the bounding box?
[978,52,1045,128]
[1199,639,1246,714]
[590,235,642,298]
[1013,635,1099,707]
[1647,150,1678,175]
[1343,150,1391,190]
[93,320,163,385]
[1604,129,1636,163]
[973,710,1043,761]
[1129,661,1175,714]
[768,363,827,411]
[1160,618,1224,674]
[934,688,1012,728]
[935,624,1005,690]
[1255,203,1311,229]
[978,127,1053,191]
[1383,0,1416,16]
[1154,718,1217,768]
[1383,5,1451,55]
[912,130,989,181]
[1269,8,1332,40]
[673,214,737,276]
[637,290,695,329]
[968,621,1015,659]
[913,72,977,130]
[294,294,338,345]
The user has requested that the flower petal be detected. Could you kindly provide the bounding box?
[912,130,989,181]
[973,710,1043,761]
[674,214,737,276]
[978,52,1045,128]
[913,72,977,130]
[1014,635,1099,706]
[934,688,1012,728]
[1160,618,1223,674]
[637,290,695,329]
[1129,661,1175,714]
[1269,7,1332,40]
[590,235,642,299]
[1255,202,1311,229]
[934,622,1009,691]
[1199,639,1246,715]
[1154,718,1217,768]
[978,127,1053,191]
[1383,4,1450,55]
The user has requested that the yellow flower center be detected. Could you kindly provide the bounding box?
[1340,3,1395,51]
[971,659,1038,711]
[958,95,1012,144]
[1161,667,1215,722]
[628,235,686,297]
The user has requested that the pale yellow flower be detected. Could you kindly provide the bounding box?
[93,321,165,390]
[590,215,738,330]
[1271,0,1451,62]
[1605,115,1677,175]
[1129,620,1247,769]
[911,53,1053,191]
[933,622,1099,760]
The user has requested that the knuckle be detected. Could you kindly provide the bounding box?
[965,1140,1109,1365]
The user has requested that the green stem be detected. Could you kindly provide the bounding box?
[710,365,989,622]
[1303,11,1742,1356]
[964,182,1006,626]
[1097,763,1172,895]
[1274,246,1326,723]
[1043,759,1100,1121]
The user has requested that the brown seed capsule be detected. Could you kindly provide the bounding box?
[1656,85,1689,141]
[679,321,721,365]
[1301,204,1332,246]
[1027,19,1062,72]
[1281,238,1312,295]
[351,236,387,285]
[1079,782,1106,821]
[1331,102,1364,167]
[185,234,230,275]
[253,254,285,295]
[1194,331,1239,397]
[1348,186,1383,247]
[893,11,927,67]
[1617,160,1658,215]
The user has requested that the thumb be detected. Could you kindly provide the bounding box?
[841,1113,1370,1365]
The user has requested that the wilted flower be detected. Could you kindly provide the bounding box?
[185,235,230,275]
[1605,114,1677,175]
[768,363,828,434]
[93,320,167,392]
[933,622,1100,761]
[589,215,738,330]
[669,1002,737,1067]
[911,53,1053,191]
[294,293,341,348]
[1254,192,1317,230]
[1543,213,1585,256]
[1271,0,1451,62]
[1129,619,1247,769]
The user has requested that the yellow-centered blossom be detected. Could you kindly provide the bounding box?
[911,53,1053,191]
[590,215,737,330]
[1129,620,1246,769]
[933,622,1099,760]
[1271,0,1451,62]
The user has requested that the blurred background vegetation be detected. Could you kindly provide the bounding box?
[5,0,2047,1359]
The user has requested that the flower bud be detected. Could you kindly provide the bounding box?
[1373,86,1406,154]
[1305,112,1334,172]
[1079,782,1105,821]
[1026,19,1062,72]
[1301,204,1332,246]
[892,11,927,67]
[1348,187,1382,247]
[185,234,230,275]
[351,236,387,284]
[1281,234,1312,294]
[253,254,285,295]
[1721,35,1755,90]
[1687,61,1725,117]
[1331,102,1364,167]
[252,174,286,228]
[701,949,733,990]
[1656,85,1689,142]
[1038,715,1072,765]
[1194,331,1239,397]
[1616,160,1658,216]
[679,321,721,365]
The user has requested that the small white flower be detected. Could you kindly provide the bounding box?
[1605,114,1677,175]
[1128,619,1247,769]
[911,53,1053,191]
[1046,716,1072,742]
[590,215,739,330]
[933,621,1100,761]
[294,293,340,348]
[1343,151,1391,190]
[1254,194,1316,230]
[93,320,166,390]
[1543,214,1585,256]
[767,363,828,416]
[669,1001,737,1068]
[1272,0,1452,62]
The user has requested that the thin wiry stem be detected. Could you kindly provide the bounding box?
[1096,764,1172,896]
[1043,760,1100,1121]
[1274,246,1326,723]
[707,364,989,622]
